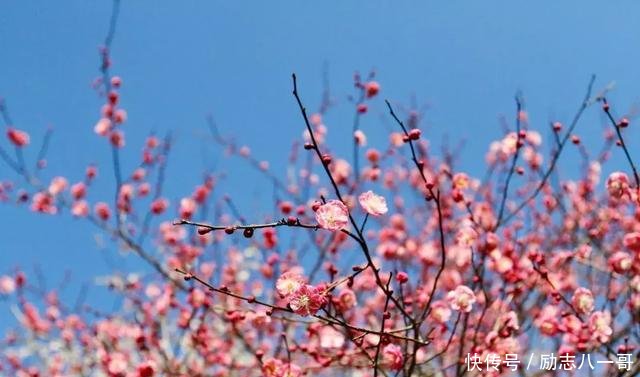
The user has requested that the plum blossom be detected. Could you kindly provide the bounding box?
[276,271,304,297]
[107,352,128,375]
[382,344,404,371]
[354,129,367,146]
[30,192,56,214]
[94,118,111,136]
[452,173,470,190]
[455,222,477,248]
[336,288,357,311]
[70,182,86,200]
[330,159,351,184]
[315,199,349,230]
[113,109,127,124]
[0,275,16,294]
[500,132,519,156]
[589,311,612,343]
[358,190,388,216]
[606,171,629,198]
[609,251,633,273]
[179,197,197,220]
[71,200,89,217]
[446,285,476,312]
[48,176,68,196]
[188,288,207,309]
[110,130,125,148]
[287,284,326,316]
[571,287,594,315]
[430,300,452,323]
[623,232,640,252]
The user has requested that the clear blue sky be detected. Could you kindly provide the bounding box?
[1,1,639,332]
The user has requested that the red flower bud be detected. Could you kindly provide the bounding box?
[365,81,380,98]
[571,135,580,145]
[408,129,421,140]
[198,227,212,235]
[619,117,629,128]
[396,271,409,284]
[110,76,122,88]
[108,91,119,105]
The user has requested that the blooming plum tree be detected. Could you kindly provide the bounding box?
[2,2,640,377]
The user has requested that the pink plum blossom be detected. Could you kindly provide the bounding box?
[315,199,349,230]
[571,287,594,315]
[358,190,388,216]
[382,344,404,371]
[446,285,476,312]
[287,284,326,316]
[606,171,629,198]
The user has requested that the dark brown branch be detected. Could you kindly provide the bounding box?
[498,74,598,227]
[495,94,524,229]
[385,99,448,376]
[385,100,447,323]
[373,273,394,377]
[601,98,640,190]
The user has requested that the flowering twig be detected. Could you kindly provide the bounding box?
[373,272,393,377]
[293,74,415,325]
[385,100,447,375]
[384,100,447,321]
[601,98,640,190]
[499,75,599,227]
[495,94,524,229]
[174,218,362,245]
[174,268,428,346]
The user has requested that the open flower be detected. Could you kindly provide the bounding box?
[276,271,305,297]
[446,285,476,312]
[288,284,326,316]
[382,344,404,371]
[571,287,594,315]
[354,129,367,146]
[48,176,68,196]
[589,311,612,343]
[358,190,388,216]
[0,276,16,295]
[179,197,197,220]
[315,200,349,230]
[606,171,629,198]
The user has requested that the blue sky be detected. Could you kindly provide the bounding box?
[1,1,640,332]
